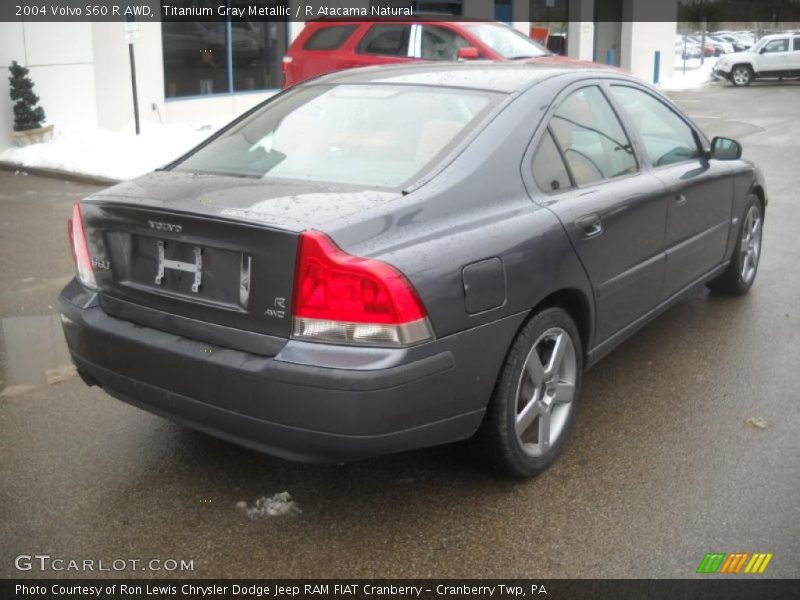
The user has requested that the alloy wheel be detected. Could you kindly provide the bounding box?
[732,67,751,86]
[514,327,578,457]
[740,205,762,283]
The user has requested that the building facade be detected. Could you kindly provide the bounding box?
[0,0,677,151]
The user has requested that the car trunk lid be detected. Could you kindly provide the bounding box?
[78,171,400,352]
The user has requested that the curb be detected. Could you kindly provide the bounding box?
[0,161,120,186]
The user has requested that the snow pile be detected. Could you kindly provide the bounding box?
[0,120,224,181]
[660,57,719,92]
[237,492,301,519]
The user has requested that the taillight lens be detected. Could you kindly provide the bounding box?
[67,202,97,290]
[292,230,433,347]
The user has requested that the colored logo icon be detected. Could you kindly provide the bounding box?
[697,552,773,574]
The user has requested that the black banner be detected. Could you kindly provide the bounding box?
[2,0,800,23]
[3,579,799,600]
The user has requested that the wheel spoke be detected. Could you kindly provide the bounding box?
[516,397,539,436]
[538,410,551,450]
[751,217,761,238]
[545,333,567,379]
[740,235,750,254]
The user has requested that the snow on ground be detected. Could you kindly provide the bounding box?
[659,56,719,92]
[237,492,301,519]
[0,119,228,181]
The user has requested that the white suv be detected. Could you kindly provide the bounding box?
[714,33,800,86]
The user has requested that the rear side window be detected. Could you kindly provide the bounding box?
[420,25,472,60]
[303,25,358,51]
[549,86,638,186]
[357,24,412,56]
[794,37,800,51]
[609,85,700,167]
[531,130,573,194]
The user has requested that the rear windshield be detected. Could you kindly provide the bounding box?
[303,25,358,51]
[173,84,501,188]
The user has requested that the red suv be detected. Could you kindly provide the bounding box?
[282,19,551,88]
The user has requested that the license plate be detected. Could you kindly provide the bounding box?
[154,240,203,293]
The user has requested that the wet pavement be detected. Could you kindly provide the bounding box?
[1,82,799,579]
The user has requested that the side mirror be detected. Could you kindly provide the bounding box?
[457,47,480,61]
[759,46,768,54]
[710,136,742,160]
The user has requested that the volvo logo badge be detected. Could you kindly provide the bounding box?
[148,220,182,233]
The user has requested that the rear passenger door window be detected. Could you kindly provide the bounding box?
[357,24,412,57]
[418,25,473,61]
[303,25,358,51]
[531,129,573,194]
[609,85,700,167]
[549,86,638,186]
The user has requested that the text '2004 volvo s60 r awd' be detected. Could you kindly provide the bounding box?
[60,61,766,478]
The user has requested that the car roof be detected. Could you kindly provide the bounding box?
[761,32,796,39]
[301,58,627,94]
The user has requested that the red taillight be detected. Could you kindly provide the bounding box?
[68,202,97,289]
[291,231,432,346]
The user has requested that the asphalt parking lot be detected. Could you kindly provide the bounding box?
[1,81,799,579]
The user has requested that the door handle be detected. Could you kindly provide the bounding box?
[675,193,688,205]
[575,214,603,239]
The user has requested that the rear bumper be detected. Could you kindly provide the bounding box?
[59,279,522,462]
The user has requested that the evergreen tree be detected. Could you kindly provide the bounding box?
[8,61,46,131]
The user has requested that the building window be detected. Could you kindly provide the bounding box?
[232,22,287,92]
[162,22,230,97]
[162,20,287,99]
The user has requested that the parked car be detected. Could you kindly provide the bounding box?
[675,37,703,59]
[60,61,767,478]
[686,35,717,57]
[282,18,550,87]
[707,36,735,54]
[715,33,751,52]
[714,32,800,85]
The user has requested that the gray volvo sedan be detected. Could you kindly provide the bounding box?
[59,61,766,477]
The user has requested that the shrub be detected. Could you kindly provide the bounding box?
[9,61,46,131]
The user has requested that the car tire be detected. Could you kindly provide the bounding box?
[476,307,583,478]
[708,194,763,295]
[731,64,753,86]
